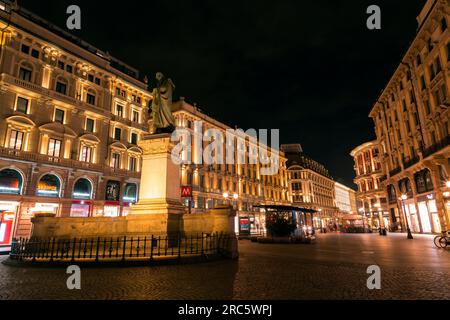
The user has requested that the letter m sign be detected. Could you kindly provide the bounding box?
[181,186,192,198]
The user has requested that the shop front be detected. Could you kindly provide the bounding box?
[71,178,93,217]
[104,180,121,217]
[0,201,20,247]
[416,194,441,234]
[122,183,138,216]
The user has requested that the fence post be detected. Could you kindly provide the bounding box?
[150,235,154,261]
[71,238,76,262]
[178,234,181,260]
[49,238,56,262]
[95,237,100,262]
[201,233,204,255]
[121,236,127,262]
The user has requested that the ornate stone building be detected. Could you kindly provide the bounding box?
[0,3,151,249]
[169,99,290,235]
[367,0,450,234]
[351,141,389,229]
[281,144,340,230]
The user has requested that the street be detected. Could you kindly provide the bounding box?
[0,233,449,300]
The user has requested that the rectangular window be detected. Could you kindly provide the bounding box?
[86,118,95,133]
[132,110,139,123]
[88,74,94,82]
[80,146,92,162]
[21,44,30,54]
[31,49,40,59]
[16,97,28,114]
[114,128,121,141]
[9,130,24,150]
[129,157,137,172]
[94,78,100,86]
[19,67,32,82]
[116,104,123,117]
[55,81,67,95]
[112,153,121,169]
[57,61,65,70]
[86,93,96,105]
[66,65,73,73]
[131,133,138,145]
[421,76,426,91]
[48,139,62,157]
[54,109,65,123]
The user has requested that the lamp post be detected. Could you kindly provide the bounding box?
[223,192,238,209]
[358,207,366,232]
[400,194,414,239]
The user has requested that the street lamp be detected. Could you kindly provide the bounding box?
[358,207,366,232]
[400,194,414,240]
[223,192,239,208]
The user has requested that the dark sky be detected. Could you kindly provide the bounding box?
[19,0,425,187]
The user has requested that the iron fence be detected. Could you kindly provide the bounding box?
[9,233,233,263]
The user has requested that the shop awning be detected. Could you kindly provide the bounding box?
[253,205,317,213]
[341,214,364,220]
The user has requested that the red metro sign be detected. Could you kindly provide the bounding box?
[181,186,192,198]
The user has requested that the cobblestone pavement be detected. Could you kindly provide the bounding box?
[0,233,449,300]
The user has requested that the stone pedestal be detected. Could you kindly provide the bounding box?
[128,133,185,234]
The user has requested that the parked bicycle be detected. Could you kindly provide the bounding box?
[434,231,450,248]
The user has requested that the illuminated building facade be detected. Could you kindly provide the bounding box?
[351,141,389,229]
[367,0,450,234]
[281,144,340,230]
[170,99,291,235]
[0,3,150,249]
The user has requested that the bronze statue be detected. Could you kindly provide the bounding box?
[150,72,176,134]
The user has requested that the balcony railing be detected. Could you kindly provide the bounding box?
[0,146,140,178]
[402,155,420,170]
[389,167,401,177]
[422,135,450,158]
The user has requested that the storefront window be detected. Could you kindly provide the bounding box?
[387,185,397,204]
[415,169,434,194]
[73,178,92,200]
[106,180,120,201]
[0,169,22,195]
[36,174,60,197]
[123,183,137,203]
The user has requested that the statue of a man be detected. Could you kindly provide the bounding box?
[150,72,176,134]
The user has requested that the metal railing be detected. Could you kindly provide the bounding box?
[9,233,233,263]
[0,146,140,178]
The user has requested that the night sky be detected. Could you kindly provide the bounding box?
[19,0,425,187]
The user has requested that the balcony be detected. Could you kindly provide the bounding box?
[389,167,401,177]
[0,146,140,178]
[422,135,450,158]
[402,155,420,170]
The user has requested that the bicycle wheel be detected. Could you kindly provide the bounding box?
[434,236,443,248]
[438,237,448,248]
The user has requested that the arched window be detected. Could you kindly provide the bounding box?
[398,178,413,198]
[414,169,434,194]
[387,185,397,204]
[73,178,93,200]
[123,183,137,203]
[0,169,23,195]
[36,174,61,197]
